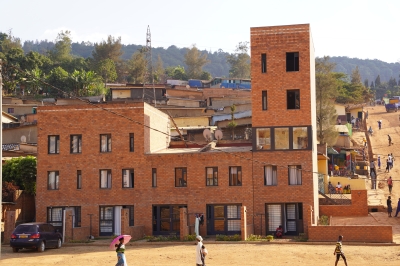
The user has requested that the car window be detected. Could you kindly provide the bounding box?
[47,224,55,232]
[14,225,37,234]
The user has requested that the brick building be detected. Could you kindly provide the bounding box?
[36,23,318,238]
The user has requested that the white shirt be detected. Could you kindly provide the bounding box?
[196,241,203,264]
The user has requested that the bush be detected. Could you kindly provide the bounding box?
[318,215,329,226]
[144,235,179,242]
[293,233,308,242]
[216,234,241,241]
[246,234,273,241]
[184,234,197,241]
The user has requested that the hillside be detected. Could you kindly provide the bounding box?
[22,40,400,83]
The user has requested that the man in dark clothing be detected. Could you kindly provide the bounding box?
[370,160,376,176]
[394,198,400,217]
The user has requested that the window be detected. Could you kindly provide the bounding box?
[286,52,299,71]
[100,134,111,152]
[206,167,218,186]
[262,91,267,110]
[261,53,267,73]
[73,207,81,227]
[288,165,302,185]
[7,108,14,113]
[229,166,242,186]
[124,206,134,226]
[293,127,308,149]
[287,90,300,109]
[256,128,271,150]
[70,135,82,154]
[100,169,112,188]
[122,169,134,188]
[152,168,157,187]
[274,128,289,150]
[77,170,82,189]
[48,171,59,190]
[48,135,60,154]
[264,165,277,186]
[175,168,187,187]
[47,207,63,227]
[129,133,134,152]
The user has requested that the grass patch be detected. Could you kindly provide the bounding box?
[246,234,274,241]
[144,235,180,242]
[292,233,308,242]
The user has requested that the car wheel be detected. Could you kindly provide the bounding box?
[38,241,45,252]
[56,238,62,249]
[12,247,19,253]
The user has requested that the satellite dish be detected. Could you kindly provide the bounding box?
[21,135,27,143]
[203,129,211,141]
[215,130,223,141]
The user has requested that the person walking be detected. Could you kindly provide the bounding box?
[370,160,376,176]
[387,196,393,217]
[378,156,381,169]
[385,159,390,173]
[388,154,393,169]
[378,120,382,130]
[388,135,392,146]
[195,235,204,266]
[387,176,393,194]
[394,198,400,217]
[114,237,128,266]
[391,153,395,167]
[334,235,348,266]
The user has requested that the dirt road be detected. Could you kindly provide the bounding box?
[1,242,400,265]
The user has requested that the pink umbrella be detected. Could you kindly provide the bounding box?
[109,234,132,250]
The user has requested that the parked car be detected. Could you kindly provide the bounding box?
[10,222,62,252]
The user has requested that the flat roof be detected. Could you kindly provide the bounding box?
[150,145,252,154]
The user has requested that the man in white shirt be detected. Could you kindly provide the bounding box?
[195,235,204,266]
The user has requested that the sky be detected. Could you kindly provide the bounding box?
[1,0,400,63]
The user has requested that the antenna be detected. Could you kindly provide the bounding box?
[203,129,211,141]
[142,25,156,106]
[214,130,223,141]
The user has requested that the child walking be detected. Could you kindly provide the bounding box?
[334,235,348,266]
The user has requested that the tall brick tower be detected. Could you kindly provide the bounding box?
[250,24,318,236]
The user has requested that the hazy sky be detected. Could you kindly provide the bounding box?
[2,0,399,63]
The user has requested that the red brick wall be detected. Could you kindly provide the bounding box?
[308,225,392,243]
[319,190,368,216]
[180,207,189,240]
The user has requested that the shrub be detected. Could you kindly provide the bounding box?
[318,215,329,226]
[184,234,197,241]
[144,235,179,242]
[216,234,241,241]
[246,234,272,241]
[266,235,274,241]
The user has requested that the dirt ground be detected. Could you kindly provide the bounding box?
[1,241,400,266]
[2,105,400,265]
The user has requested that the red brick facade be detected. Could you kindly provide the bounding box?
[319,190,369,217]
[36,24,318,239]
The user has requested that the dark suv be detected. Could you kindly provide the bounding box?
[10,222,62,252]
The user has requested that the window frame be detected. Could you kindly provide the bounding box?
[288,165,302,185]
[175,167,187,187]
[74,206,81,227]
[99,169,112,189]
[229,166,242,186]
[77,170,82,189]
[262,90,267,110]
[7,108,14,113]
[48,135,60,154]
[70,134,82,154]
[48,171,59,190]
[206,167,218,186]
[264,165,277,186]
[261,53,267,73]
[122,169,134,188]
[286,52,299,72]
[287,89,300,110]
[152,168,157,187]
[100,134,112,153]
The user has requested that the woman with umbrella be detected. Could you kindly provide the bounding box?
[110,235,131,266]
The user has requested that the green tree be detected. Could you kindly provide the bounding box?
[184,44,210,79]
[92,35,124,81]
[199,71,212,80]
[70,69,102,96]
[375,75,381,87]
[49,30,73,63]
[46,66,70,97]
[96,58,117,84]
[350,66,362,84]
[127,50,146,83]
[0,30,22,54]
[226,42,250,79]
[0,47,25,94]
[2,156,37,195]
[315,57,338,146]
[165,65,187,80]
[227,104,238,140]
[153,55,165,83]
